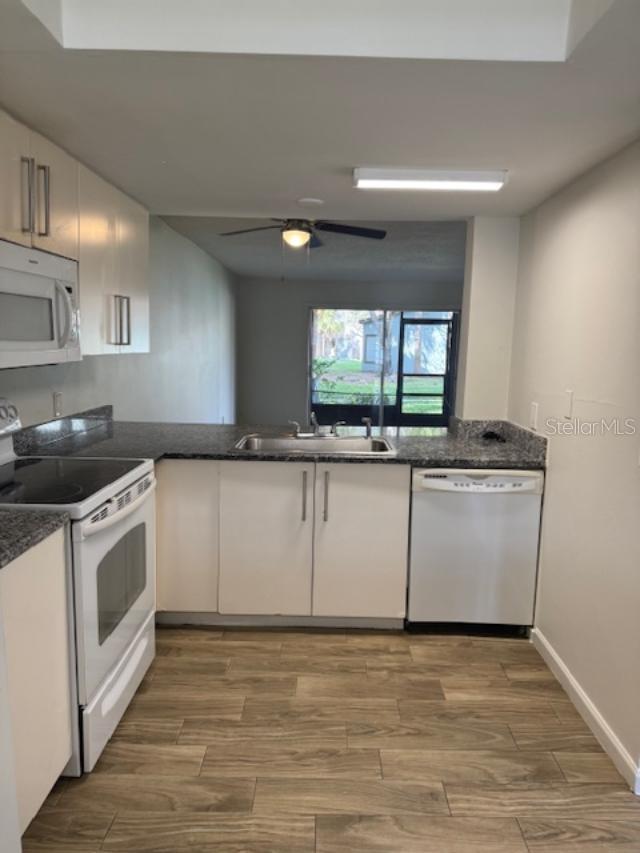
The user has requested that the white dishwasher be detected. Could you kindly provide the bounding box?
[408,468,544,626]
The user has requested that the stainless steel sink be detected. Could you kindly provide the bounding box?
[235,434,396,455]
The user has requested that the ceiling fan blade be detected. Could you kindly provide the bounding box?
[219,225,281,237]
[314,222,387,240]
[309,233,323,249]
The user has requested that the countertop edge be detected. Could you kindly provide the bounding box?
[0,510,69,571]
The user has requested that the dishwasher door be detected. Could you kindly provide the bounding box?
[408,469,543,625]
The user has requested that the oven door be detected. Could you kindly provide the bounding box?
[72,482,156,705]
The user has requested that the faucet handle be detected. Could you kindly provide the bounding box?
[361,417,373,438]
[331,420,347,436]
[287,420,301,436]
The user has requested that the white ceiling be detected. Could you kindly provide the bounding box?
[0,0,639,225]
[21,0,613,62]
[163,218,468,283]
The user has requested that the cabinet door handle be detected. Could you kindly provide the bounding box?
[21,157,35,233]
[323,470,330,522]
[36,164,51,237]
[301,470,308,522]
[120,295,131,345]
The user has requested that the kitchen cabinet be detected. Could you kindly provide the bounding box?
[0,528,72,832]
[156,460,220,613]
[0,110,32,248]
[78,165,150,354]
[29,131,79,260]
[313,464,410,618]
[219,461,314,615]
[218,460,410,620]
[0,110,79,259]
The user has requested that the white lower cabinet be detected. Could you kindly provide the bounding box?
[156,460,220,612]
[217,460,410,619]
[219,461,314,615]
[313,464,410,618]
[0,528,72,833]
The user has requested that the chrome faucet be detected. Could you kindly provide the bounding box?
[287,420,301,437]
[331,420,346,437]
[361,417,373,438]
[310,411,320,435]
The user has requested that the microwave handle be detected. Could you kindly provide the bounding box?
[55,280,73,348]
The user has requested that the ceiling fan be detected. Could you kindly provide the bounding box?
[219,218,387,249]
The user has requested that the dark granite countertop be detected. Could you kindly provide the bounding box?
[0,509,68,570]
[14,417,546,470]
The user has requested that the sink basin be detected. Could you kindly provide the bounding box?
[235,434,396,456]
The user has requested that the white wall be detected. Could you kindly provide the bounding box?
[509,140,640,787]
[235,275,463,425]
[0,218,236,426]
[456,217,520,420]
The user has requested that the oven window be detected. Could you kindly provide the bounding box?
[96,523,147,645]
[0,292,54,342]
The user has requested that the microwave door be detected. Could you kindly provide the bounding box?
[0,270,68,367]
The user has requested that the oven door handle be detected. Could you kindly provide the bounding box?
[79,481,156,539]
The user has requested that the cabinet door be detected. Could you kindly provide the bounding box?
[78,165,120,355]
[115,192,149,353]
[156,460,220,612]
[0,109,32,247]
[30,131,79,260]
[219,461,313,615]
[0,529,72,832]
[313,464,410,618]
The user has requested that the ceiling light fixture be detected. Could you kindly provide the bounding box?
[282,222,312,248]
[354,168,507,192]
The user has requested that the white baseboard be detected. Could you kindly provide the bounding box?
[531,628,639,793]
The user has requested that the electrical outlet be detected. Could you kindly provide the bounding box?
[564,389,574,419]
[53,391,62,418]
[529,401,539,431]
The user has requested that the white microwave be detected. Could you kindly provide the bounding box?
[0,240,81,369]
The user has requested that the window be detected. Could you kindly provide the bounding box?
[310,309,459,427]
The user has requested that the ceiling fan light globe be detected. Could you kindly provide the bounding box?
[282,228,311,248]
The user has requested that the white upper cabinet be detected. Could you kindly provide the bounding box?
[313,464,410,619]
[0,110,79,259]
[29,131,79,260]
[219,460,314,616]
[79,165,150,355]
[0,110,32,248]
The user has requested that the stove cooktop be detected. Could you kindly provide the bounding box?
[0,457,145,506]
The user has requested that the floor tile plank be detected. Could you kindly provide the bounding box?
[519,818,640,851]
[398,699,560,725]
[242,698,401,723]
[200,745,382,778]
[126,693,244,719]
[58,774,255,812]
[446,783,640,817]
[381,749,564,784]
[315,814,528,852]
[553,751,624,783]
[102,812,315,852]
[110,719,183,745]
[442,678,568,703]
[509,722,602,752]
[347,719,517,750]
[93,742,206,776]
[297,673,444,700]
[253,778,448,815]
[22,809,116,852]
[178,718,346,749]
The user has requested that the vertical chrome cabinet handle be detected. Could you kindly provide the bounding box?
[111,295,122,344]
[120,295,131,345]
[301,470,308,521]
[21,157,35,233]
[36,164,51,237]
[323,470,330,522]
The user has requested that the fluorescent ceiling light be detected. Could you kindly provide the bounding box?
[354,168,507,192]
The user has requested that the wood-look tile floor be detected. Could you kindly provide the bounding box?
[24,628,640,852]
